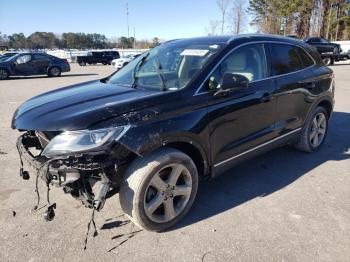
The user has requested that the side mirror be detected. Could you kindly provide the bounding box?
[221,73,249,90]
[214,73,249,97]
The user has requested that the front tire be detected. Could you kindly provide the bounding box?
[294,107,329,152]
[119,148,198,232]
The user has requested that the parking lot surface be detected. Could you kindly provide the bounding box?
[0,64,349,262]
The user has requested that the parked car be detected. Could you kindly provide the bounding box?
[111,53,141,70]
[12,35,334,231]
[77,51,120,66]
[0,53,70,80]
[0,52,19,61]
[304,37,342,54]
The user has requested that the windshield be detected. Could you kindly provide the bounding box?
[3,54,18,62]
[108,41,223,91]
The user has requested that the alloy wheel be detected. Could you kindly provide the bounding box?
[322,57,331,66]
[144,164,192,223]
[309,112,327,147]
[50,67,60,76]
[0,69,8,80]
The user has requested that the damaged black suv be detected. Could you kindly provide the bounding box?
[12,35,334,231]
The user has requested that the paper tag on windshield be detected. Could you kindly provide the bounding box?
[180,49,209,56]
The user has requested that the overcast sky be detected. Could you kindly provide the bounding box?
[0,0,253,40]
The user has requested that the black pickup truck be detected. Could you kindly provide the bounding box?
[304,37,348,65]
[77,51,120,66]
[304,37,342,54]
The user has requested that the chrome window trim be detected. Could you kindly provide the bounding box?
[213,128,302,167]
[194,40,316,96]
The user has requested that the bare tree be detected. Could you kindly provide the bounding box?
[217,0,231,34]
[228,0,247,35]
[205,20,221,36]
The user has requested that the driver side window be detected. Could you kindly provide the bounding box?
[207,43,267,90]
[16,55,32,64]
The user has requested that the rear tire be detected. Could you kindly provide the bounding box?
[79,61,86,66]
[119,148,198,232]
[0,68,9,80]
[294,107,329,153]
[48,67,61,77]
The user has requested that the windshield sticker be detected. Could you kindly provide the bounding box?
[180,49,209,56]
[209,44,220,49]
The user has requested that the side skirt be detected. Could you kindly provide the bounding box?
[211,128,302,178]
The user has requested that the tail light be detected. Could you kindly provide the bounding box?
[63,59,69,64]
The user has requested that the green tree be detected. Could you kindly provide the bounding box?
[151,37,160,48]
[8,33,27,49]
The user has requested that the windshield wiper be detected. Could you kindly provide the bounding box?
[131,53,149,89]
[155,55,167,91]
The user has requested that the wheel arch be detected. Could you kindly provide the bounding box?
[164,141,209,178]
[47,65,61,74]
[304,96,334,124]
[317,99,333,119]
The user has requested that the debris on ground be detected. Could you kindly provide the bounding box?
[12,211,16,217]
[83,207,98,250]
[201,251,211,262]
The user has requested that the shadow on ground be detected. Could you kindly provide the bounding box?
[173,111,350,230]
[7,73,98,80]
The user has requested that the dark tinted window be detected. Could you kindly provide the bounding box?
[270,44,303,76]
[297,47,314,68]
[32,54,50,61]
[92,52,102,57]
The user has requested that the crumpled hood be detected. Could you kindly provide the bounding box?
[12,80,159,131]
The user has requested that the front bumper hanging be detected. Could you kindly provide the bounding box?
[16,132,120,211]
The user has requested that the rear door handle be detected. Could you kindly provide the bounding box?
[260,93,272,102]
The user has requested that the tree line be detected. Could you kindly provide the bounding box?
[249,0,350,40]
[0,31,161,50]
[207,0,350,41]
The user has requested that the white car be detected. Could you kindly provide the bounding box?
[111,54,141,70]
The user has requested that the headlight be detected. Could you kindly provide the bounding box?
[41,126,129,158]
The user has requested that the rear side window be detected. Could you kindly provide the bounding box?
[297,47,314,68]
[33,54,50,61]
[270,43,303,76]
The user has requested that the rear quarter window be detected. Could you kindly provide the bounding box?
[270,43,303,76]
[297,47,315,68]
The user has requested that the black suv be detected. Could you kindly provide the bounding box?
[77,51,120,66]
[0,53,70,80]
[12,35,334,231]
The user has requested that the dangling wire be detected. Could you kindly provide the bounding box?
[83,203,98,250]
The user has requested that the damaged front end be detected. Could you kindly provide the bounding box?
[17,128,134,212]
